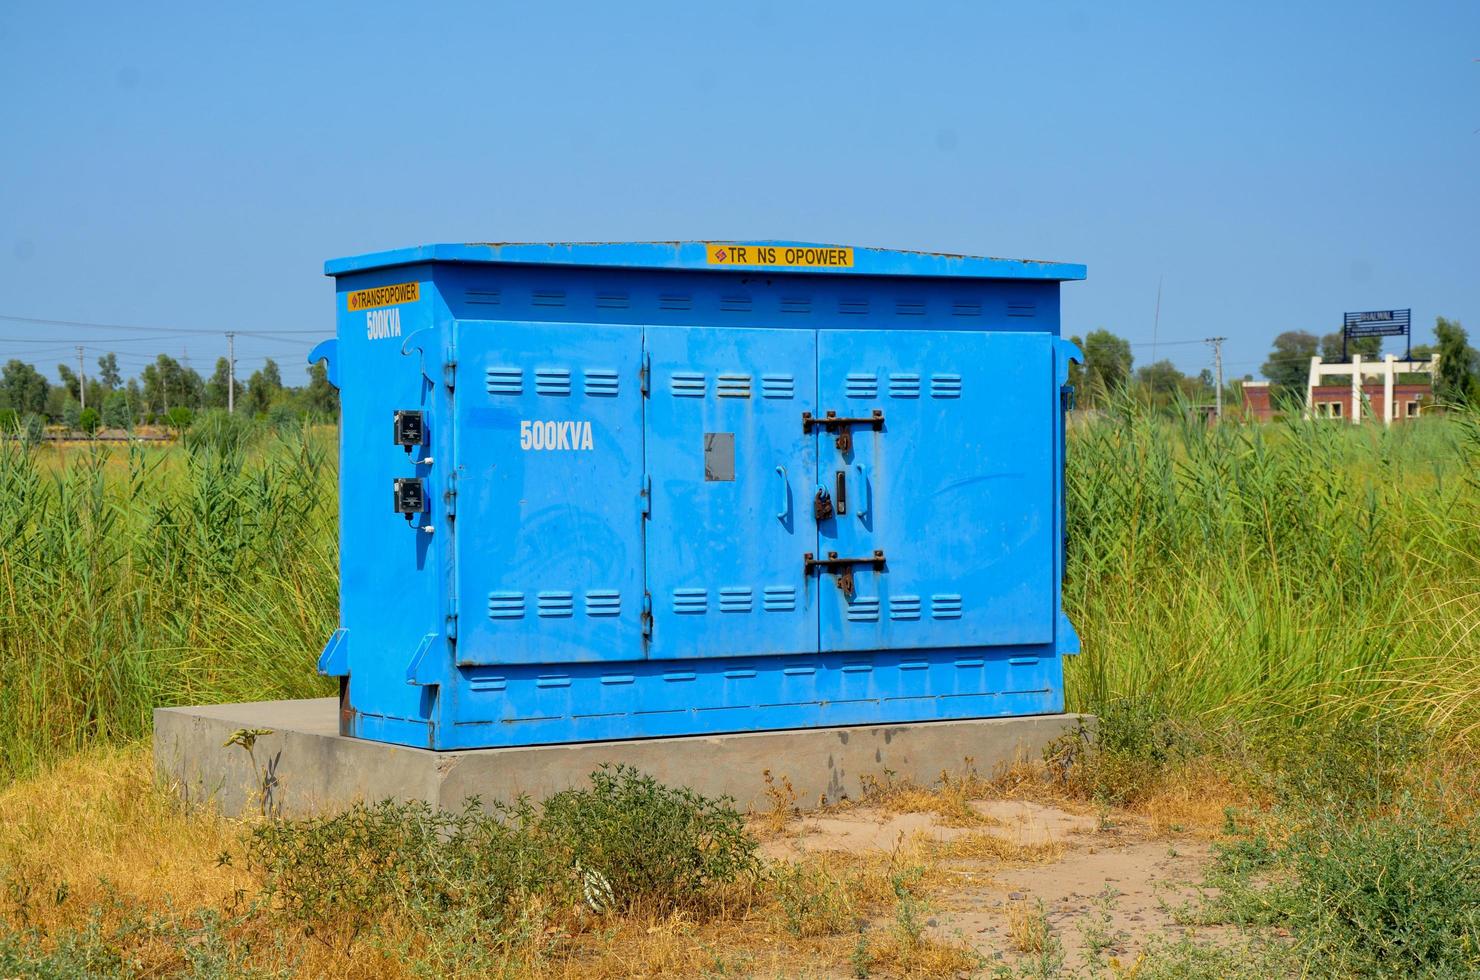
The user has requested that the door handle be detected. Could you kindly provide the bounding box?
[835,469,847,515]
[775,465,789,521]
[853,462,870,520]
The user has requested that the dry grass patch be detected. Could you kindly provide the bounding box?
[0,743,246,935]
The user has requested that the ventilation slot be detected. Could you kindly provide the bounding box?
[532,290,566,307]
[845,372,878,398]
[672,588,708,614]
[838,298,869,316]
[719,587,753,613]
[930,373,962,398]
[760,373,794,399]
[889,595,922,621]
[584,369,619,397]
[1007,303,1036,318]
[465,289,501,306]
[595,293,629,309]
[659,294,692,311]
[468,675,506,692]
[535,368,571,396]
[584,590,621,617]
[669,372,705,397]
[716,373,752,398]
[889,373,921,398]
[762,585,796,612]
[537,591,574,618]
[487,591,525,619]
[895,300,926,316]
[780,297,811,314]
[931,594,963,619]
[485,367,523,395]
[951,301,981,317]
[720,295,752,312]
[846,596,881,622]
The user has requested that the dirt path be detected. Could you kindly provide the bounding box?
[764,797,1223,973]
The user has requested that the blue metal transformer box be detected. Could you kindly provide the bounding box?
[311,242,1085,750]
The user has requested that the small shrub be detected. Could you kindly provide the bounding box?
[768,862,854,937]
[183,408,260,454]
[540,764,760,912]
[247,796,557,951]
[1283,798,1480,978]
[164,406,195,430]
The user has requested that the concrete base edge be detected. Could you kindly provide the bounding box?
[153,698,1092,818]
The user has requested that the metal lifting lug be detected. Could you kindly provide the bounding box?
[803,409,884,452]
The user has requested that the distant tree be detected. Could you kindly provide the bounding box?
[1434,317,1480,405]
[1262,331,1319,403]
[78,407,101,434]
[1079,329,1134,404]
[96,352,122,390]
[1320,331,1381,362]
[125,378,145,423]
[102,390,132,430]
[303,360,339,417]
[245,358,285,415]
[0,360,50,416]
[62,399,81,430]
[45,385,69,422]
[204,356,243,410]
[57,363,81,400]
[1135,359,1187,405]
[141,354,204,416]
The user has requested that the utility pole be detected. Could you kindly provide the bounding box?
[76,346,86,411]
[226,332,236,414]
[1205,336,1227,420]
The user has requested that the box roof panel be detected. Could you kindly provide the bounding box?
[324,241,1086,282]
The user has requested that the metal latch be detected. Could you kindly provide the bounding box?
[803,409,884,453]
[805,550,885,600]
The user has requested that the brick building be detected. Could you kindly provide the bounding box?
[1240,354,1437,424]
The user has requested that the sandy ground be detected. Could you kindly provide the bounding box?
[764,797,1223,972]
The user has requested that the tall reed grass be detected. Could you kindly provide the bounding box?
[0,406,1475,781]
[0,424,336,778]
[1065,403,1480,743]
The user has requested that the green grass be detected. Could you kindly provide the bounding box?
[0,423,337,779]
[1065,405,1480,745]
[0,406,1477,780]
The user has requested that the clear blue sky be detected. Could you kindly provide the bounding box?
[1,2,1475,386]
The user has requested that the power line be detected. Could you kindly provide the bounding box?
[0,311,321,336]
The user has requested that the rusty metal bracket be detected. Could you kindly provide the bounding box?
[804,550,886,600]
[802,409,884,452]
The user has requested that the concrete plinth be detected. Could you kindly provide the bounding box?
[154,698,1089,818]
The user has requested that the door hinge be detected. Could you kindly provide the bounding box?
[445,596,458,641]
[641,473,652,517]
[639,350,651,395]
[641,592,653,636]
[443,359,457,392]
[444,473,458,517]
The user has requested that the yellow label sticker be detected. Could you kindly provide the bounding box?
[706,244,854,269]
[346,281,420,312]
